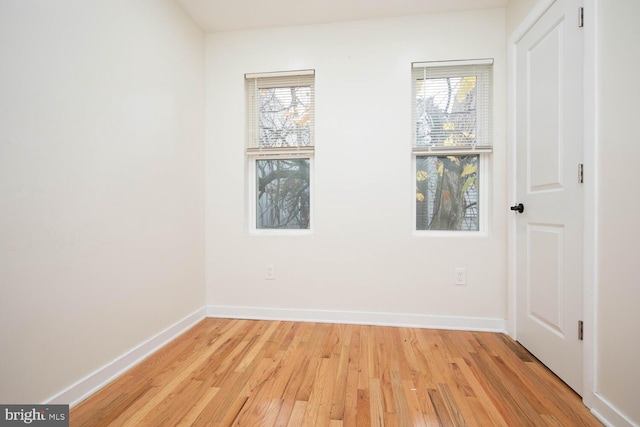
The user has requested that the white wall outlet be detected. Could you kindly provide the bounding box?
[265,263,275,280]
[455,267,466,285]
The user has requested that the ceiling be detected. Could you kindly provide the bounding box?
[176,0,509,32]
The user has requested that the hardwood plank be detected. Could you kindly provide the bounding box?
[343,326,360,426]
[427,387,455,427]
[273,350,312,425]
[469,351,546,426]
[210,393,248,426]
[452,356,508,427]
[527,362,602,426]
[329,338,351,421]
[401,379,427,427]
[355,388,371,427]
[285,400,306,427]
[497,333,535,362]
[70,319,603,426]
[300,357,331,425]
[368,378,385,427]
[111,320,249,425]
[175,386,219,427]
[439,383,468,427]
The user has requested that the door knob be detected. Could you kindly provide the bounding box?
[510,203,524,213]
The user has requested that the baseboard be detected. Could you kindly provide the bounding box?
[44,307,207,408]
[588,392,637,427]
[206,305,507,332]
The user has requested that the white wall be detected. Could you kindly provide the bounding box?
[206,10,507,326]
[0,0,205,403]
[505,0,540,35]
[596,0,640,423]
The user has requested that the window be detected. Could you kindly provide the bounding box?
[246,70,315,230]
[412,59,493,232]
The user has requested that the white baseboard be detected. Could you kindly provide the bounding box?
[44,307,207,408]
[588,392,637,427]
[206,305,507,332]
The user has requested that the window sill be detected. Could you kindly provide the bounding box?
[412,230,489,238]
[248,229,314,237]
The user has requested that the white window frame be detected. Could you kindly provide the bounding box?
[411,59,493,235]
[245,70,315,234]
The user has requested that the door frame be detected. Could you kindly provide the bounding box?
[506,0,597,412]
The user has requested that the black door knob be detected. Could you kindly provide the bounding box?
[510,203,524,213]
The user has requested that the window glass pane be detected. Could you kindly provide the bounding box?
[259,86,312,148]
[416,76,477,148]
[256,159,310,229]
[416,155,479,231]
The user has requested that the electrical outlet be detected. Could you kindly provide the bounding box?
[265,263,275,280]
[455,267,466,285]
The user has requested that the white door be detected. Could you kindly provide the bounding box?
[514,0,584,394]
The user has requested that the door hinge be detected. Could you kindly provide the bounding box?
[578,163,584,183]
[578,7,584,27]
[578,320,584,340]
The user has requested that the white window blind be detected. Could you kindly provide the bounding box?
[246,70,315,156]
[413,59,493,154]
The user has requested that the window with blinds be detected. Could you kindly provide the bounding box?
[245,70,315,156]
[413,60,493,154]
[245,70,315,231]
[412,59,493,232]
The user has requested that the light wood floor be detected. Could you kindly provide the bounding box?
[71,318,601,426]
